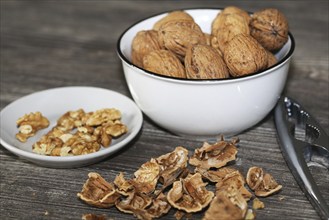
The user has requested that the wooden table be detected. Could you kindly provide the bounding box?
[1,1,328,219]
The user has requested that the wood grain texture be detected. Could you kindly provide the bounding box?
[1,1,328,220]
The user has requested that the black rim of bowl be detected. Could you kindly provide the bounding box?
[117,7,295,82]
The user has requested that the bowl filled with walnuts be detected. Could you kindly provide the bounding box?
[117,7,295,137]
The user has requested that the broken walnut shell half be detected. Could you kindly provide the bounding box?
[246,166,282,197]
[203,194,246,220]
[189,139,238,169]
[132,158,160,194]
[77,172,120,208]
[167,173,214,213]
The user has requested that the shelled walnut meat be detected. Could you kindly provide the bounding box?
[131,6,288,79]
[15,112,50,142]
[77,138,283,220]
[15,108,128,156]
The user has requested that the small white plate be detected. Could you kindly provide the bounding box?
[0,86,143,168]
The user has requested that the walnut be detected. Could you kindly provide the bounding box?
[82,213,107,220]
[217,184,248,216]
[250,8,289,52]
[142,49,186,78]
[211,12,250,52]
[215,169,252,202]
[115,191,153,214]
[221,6,251,23]
[15,112,50,142]
[252,198,265,209]
[158,19,206,59]
[86,108,122,127]
[132,159,160,194]
[196,166,238,183]
[212,6,250,35]
[189,138,238,169]
[133,193,171,220]
[167,173,214,213]
[33,135,63,156]
[114,172,134,196]
[246,166,264,190]
[131,30,162,68]
[224,33,268,77]
[246,166,282,197]
[266,49,278,68]
[153,10,194,31]
[56,109,85,132]
[245,209,256,220]
[60,132,100,156]
[184,44,229,79]
[77,172,120,208]
[203,194,245,220]
[155,146,189,189]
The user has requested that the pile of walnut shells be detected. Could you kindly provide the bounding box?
[131,6,289,79]
[78,137,282,220]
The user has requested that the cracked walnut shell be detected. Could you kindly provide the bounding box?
[77,172,120,208]
[189,139,238,169]
[246,166,282,197]
[203,194,245,220]
[185,44,229,79]
[132,159,160,194]
[167,173,214,213]
[250,8,289,52]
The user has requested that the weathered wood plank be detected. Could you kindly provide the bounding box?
[1,1,328,220]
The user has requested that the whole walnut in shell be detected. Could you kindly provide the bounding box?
[142,49,186,78]
[212,6,251,36]
[158,19,206,59]
[211,13,250,52]
[153,10,194,30]
[131,30,162,68]
[185,44,229,79]
[250,8,289,52]
[224,33,268,77]
[266,50,278,68]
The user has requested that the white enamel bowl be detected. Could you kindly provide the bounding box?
[117,9,295,137]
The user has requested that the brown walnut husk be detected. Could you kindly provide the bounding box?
[224,33,268,77]
[185,44,229,79]
[142,49,186,78]
[250,8,289,52]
